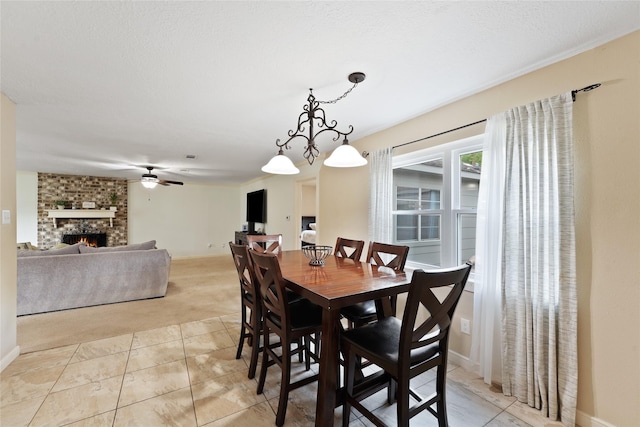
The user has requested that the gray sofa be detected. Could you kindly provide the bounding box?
[17,241,171,316]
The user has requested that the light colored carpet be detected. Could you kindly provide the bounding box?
[17,255,239,354]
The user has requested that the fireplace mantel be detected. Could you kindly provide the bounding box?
[47,209,116,228]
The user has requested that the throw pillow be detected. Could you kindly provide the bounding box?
[17,242,38,250]
[18,242,84,257]
[79,240,157,253]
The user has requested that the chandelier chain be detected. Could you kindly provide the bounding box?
[317,82,359,105]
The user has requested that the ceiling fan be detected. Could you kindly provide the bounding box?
[140,166,184,189]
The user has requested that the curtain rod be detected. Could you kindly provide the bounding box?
[391,83,601,150]
[392,119,486,150]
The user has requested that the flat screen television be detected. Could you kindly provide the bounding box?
[246,189,266,233]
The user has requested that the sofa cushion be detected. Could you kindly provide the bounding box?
[18,242,84,257]
[79,240,156,253]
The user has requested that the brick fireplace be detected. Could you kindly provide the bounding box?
[37,173,128,249]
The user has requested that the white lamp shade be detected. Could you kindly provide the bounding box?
[141,178,158,189]
[261,153,300,175]
[323,143,368,168]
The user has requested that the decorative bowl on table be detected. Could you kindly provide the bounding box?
[302,245,333,266]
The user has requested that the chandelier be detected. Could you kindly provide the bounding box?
[261,72,368,175]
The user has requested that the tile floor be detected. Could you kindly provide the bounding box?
[1,314,563,426]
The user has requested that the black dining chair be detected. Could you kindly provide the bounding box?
[229,242,262,379]
[249,249,323,427]
[341,241,409,328]
[341,263,472,427]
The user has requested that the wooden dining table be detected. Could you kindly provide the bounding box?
[277,250,410,427]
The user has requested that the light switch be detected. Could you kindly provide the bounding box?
[2,210,10,224]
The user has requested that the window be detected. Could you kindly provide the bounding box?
[393,135,482,269]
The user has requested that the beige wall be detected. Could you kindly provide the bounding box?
[317,31,640,426]
[1,93,18,370]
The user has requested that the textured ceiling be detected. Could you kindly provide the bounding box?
[2,1,639,184]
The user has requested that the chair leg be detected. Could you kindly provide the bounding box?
[275,340,292,426]
[396,373,410,427]
[256,326,269,395]
[236,304,246,360]
[342,342,356,427]
[387,377,397,404]
[248,308,262,379]
[247,309,255,347]
[297,337,303,362]
[436,365,448,427]
[247,331,260,379]
[304,335,311,371]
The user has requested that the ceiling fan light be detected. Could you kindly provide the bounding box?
[324,140,368,168]
[141,177,158,189]
[261,151,300,175]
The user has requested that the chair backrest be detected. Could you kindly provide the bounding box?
[366,241,409,272]
[399,263,472,368]
[248,249,290,330]
[334,237,365,261]
[246,234,283,254]
[229,242,259,304]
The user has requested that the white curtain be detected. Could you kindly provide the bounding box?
[470,114,506,386]
[368,147,393,243]
[473,93,577,425]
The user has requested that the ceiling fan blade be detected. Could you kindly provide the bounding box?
[159,180,184,186]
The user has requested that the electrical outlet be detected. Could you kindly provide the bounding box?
[221,242,226,248]
[460,318,471,335]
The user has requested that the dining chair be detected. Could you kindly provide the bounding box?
[341,241,410,328]
[341,263,472,427]
[246,233,283,254]
[229,242,262,379]
[334,237,365,261]
[249,249,323,427]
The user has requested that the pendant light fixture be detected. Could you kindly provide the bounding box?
[261,72,368,175]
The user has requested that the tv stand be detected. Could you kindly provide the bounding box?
[235,231,265,246]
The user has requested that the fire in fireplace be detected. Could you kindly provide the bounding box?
[63,233,107,247]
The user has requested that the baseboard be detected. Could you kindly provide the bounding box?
[1,345,20,372]
[448,349,474,372]
[576,410,616,427]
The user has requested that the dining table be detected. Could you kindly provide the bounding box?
[277,250,410,427]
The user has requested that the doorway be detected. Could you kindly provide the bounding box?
[295,177,317,249]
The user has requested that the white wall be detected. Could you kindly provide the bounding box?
[16,171,37,244]
[128,182,241,258]
[301,183,316,217]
